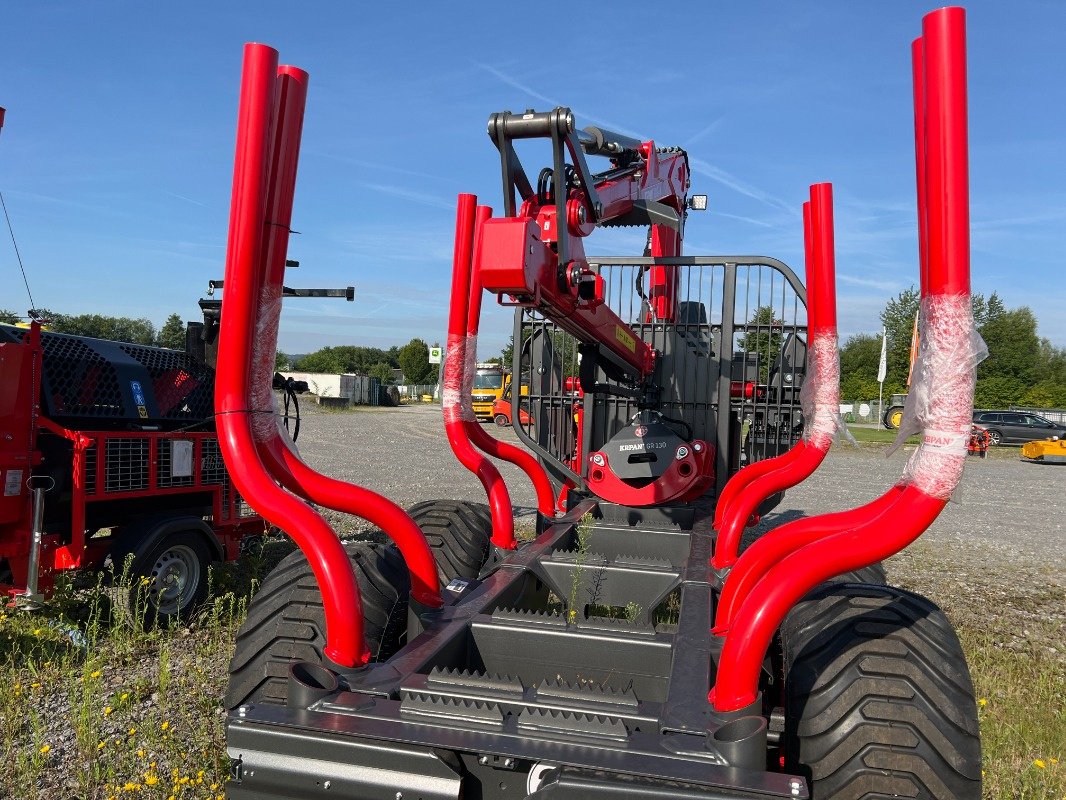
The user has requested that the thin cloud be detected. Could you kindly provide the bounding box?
[356,182,454,210]
[163,190,211,209]
[308,150,447,182]
[686,116,725,146]
[688,158,797,216]
[838,274,902,292]
[471,62,643,139]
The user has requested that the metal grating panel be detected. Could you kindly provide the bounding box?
[200,439,226,485]
[104,439,150,493]
[84,444,97,496]
[513,257,807,497]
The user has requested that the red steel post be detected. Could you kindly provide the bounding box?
[248,66,443,609]
[712,202,815,531]
[712,7,972,711]
[712,184,838,569]
[215,43,368,668]
[443,194,516,550]
[462,207,556,518]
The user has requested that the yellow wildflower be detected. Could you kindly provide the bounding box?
[137,749,145,758]
[143,774,159,786]
[1035,759,1047,769]
[38,744,50,755]
[123,782,139,791]
[978,698,987,707]
[120,692,129,701]
[140,577,151,586]
[97,741,106,751]
[104,706,113,716]
[90,670,102,679]
[30,682,41,689]
[32,628,42,636]
[160,721,169,731]
[1051,757,1059,765]
[128,727,136,736]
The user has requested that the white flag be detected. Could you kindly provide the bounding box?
[876,327,888,383]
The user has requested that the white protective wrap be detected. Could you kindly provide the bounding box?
[441,333,478,425]
[799,330,854,450]
[890,294,987,499]
[249,284,285,444]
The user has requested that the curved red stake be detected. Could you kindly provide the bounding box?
[711,490,945,710]
[247,66,443,610]
[463,206,556,518]
[712,203,818,530]
[712,185,838,569]
[215,43,367,669]
[443,194,516,550]
[712,6,973,711]
[713,485,905,628]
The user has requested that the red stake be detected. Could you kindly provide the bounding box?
[443,195,516,550]
[712,184,839,569]
[712,6,974,711]
[461,206,557,518]
[247,65,443,610]
[215,43,368,669]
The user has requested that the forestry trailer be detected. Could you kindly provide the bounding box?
[217,8,984,799]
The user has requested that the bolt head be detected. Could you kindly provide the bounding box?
[693,442,702,452]
[676,446,689,460]
[592,453,605,466]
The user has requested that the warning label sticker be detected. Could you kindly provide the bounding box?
[5,469,23,497]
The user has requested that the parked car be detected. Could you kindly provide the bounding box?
[971,411,1066,445]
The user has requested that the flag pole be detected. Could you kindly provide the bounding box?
[877,326,887,428]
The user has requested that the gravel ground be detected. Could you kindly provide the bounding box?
[298,403,1065,653]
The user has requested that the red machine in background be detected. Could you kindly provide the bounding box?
[0,321,265,619]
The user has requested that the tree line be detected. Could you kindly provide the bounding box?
[840,288,1066,409]
[0,308,439,385]
[1,308,187,349]
[288,339,438,385]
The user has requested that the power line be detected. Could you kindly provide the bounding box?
[0,189,37,314]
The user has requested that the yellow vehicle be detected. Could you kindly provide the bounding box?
[470,364,508,421]
[1021,437,1066,464]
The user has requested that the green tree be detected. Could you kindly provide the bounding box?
[975,306,1040,408]
[295,347,345,373]
[368,362,394,384]
[839,333,882,401]
[157,313,185,349]
[30,308,157,344]
[275,351,290,370]
[0,309,20,324]
[738,306,783,383]
[879,287,920,395]
[399,338,435,384]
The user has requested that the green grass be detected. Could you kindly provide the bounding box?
[0,540,1060,798]
[845,426,919,444]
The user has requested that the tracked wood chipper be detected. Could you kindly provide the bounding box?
[217,8,984,798]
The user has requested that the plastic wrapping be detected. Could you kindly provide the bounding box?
[799,330,854,450]
[441,332,478,425]
[249,285,285,443]
[890,294,987,499]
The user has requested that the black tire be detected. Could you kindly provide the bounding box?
[985,428,1002,446]
[494,413,509,427]
[407,500,492,583]
[883,406,905,430]
[834,562,887,586]
[224,541,410,709]
[780,583,981,799]
[123,531,211,627]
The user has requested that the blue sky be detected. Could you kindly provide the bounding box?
[2,1,1064,357]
